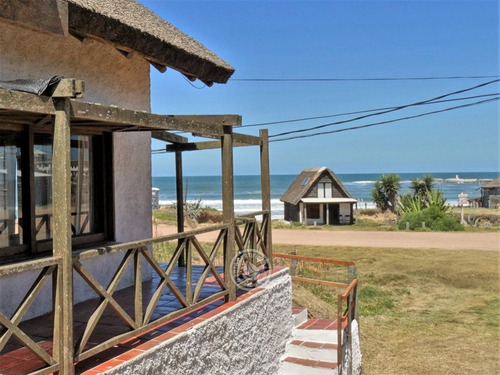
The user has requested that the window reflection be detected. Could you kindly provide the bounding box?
[34,134,94,241]
[0,131,22,247]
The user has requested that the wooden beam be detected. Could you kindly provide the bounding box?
[221,126,236,302]
[52,97,74,374]
[233,132,260,145]
[174,115,242,127]
[51,79,85,99]
[0,87,240,135]
[151,131,188,144]
[259,129,273,263]
[149,61,167,73]
[166,140,250,152]
[175,151,185,267]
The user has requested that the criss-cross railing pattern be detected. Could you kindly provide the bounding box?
[72,224,229,362]
[0,258,61,375]
[235,210,271,259]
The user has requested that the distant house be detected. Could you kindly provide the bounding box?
[281,167,357,225]
[481,178,500,208]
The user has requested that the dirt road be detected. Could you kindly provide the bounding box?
[155,225,499,251]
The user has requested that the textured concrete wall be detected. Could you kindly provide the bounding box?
[0,22,150,109]
[0,21,153,319]
[105,269,294,375]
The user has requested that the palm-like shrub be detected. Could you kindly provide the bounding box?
[398,192,422,215]
[371,174,401,213]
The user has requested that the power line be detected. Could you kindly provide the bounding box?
[270,97,500,143]
[241,93,500,128]
[269,79,500,138]
[231,75,500,82]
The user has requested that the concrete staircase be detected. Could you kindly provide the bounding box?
[280,307,341,375]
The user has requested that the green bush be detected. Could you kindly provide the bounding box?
[399,207,464,231]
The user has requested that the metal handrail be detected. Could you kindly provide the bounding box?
[273,253,358,375]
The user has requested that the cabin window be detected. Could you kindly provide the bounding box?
[0,127,112,257]
[317,182,332,198]
[307,204,320,219]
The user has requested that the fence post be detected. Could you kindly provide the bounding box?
[52,94,74,374]
[348,266,359,321]
[259,129,273,265]
[222,126,236,301]
[290,251,297,276]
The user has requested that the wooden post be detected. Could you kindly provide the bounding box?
[290,251,297,276]
[175,151,186,266]
[52,97,74,374]
[221,126,236,302]
[348,266,359,320]
[259,129,272,265]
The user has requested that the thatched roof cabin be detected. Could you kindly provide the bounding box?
[281,167,356,225]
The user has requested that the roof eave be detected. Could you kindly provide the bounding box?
[67,4,235,84]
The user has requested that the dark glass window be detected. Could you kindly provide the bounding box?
[0,131,23,248]
[0,128,111,256]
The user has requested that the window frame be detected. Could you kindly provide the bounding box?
[0,124,114,258]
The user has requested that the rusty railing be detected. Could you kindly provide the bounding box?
[273,253,358,375]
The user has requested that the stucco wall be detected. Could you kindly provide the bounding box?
[104,269,294,375]
[0,21,153,319]
[0,22,150,109]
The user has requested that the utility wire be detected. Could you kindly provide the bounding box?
[231,75,500,82]
[241,93,500,128]
[270,79,500,138]
[150,97,498,152]
[162,92,500,137]
[270,97,500,143]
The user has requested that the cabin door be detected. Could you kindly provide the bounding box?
[326,204,339,224]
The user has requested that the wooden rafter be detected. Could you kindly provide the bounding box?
[166,132,260,151]
[0,86,241,137]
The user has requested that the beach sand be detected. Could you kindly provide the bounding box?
[154,224,499,251]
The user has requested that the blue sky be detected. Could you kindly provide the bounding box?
[141,0,499,176]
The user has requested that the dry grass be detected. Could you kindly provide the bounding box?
[275,244,500,375]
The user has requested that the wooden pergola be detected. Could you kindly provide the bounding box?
[0,78,272,374]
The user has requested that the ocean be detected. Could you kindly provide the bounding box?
[152,172,499,219]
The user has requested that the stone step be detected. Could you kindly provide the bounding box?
[292,319,343,344]
[281,356,338,375]
[291,306,308,327]
[285,340,338,363]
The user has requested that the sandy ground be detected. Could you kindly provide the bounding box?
[154,224,500,251]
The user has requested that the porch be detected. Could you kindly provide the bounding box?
[299,199,357,226]
[0,259,285,375]
[0,78,274,374]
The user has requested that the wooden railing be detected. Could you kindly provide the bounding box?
[0,224,235,373]
[72,224,230,362]
[273,253,359,375]
[0,257,62,375]
[235,210,272,263]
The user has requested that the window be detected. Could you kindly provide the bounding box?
[0,126,112,256]
[0,131,23,248]
[307,204,320,219]
[318,182,332,198]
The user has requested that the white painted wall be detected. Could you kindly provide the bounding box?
[104,269,294,375]
[0,21,153,319]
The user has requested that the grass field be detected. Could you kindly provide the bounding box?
[274,244,500,375]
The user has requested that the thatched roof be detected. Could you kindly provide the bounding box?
[482,178,500,189]
[280,167,353,205]
[66,0,234,84]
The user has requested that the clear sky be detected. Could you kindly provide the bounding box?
[140,0,499,177]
